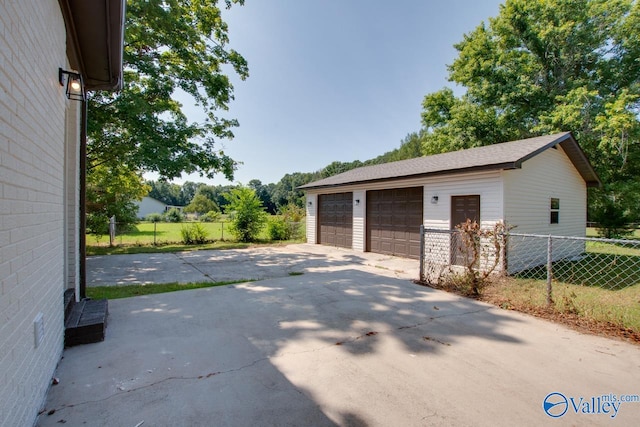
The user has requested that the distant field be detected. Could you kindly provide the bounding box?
[87,221,239,246]
[86,219,306,255]
[586,227,640,239]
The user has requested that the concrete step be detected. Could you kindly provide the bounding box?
[64,298,108,347]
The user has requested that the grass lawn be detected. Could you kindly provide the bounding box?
[87,220,306,255]
[586,227,640,239]
[486,278,640,332]
[87,280,253,300]
[88,222,244,246]
[487,236,640,335]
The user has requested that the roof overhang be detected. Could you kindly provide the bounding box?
[513,133,601,188]
[58,0,126,91]
[299,132,602,191]
[300,163,520,191]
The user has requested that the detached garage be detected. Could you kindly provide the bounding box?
[300,132,600,260]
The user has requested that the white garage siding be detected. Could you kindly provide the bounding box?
[306,194,317,244]
[503,146,587,273]
[352,191,366,252]
[503,145,586,236]
[423,171,504,230]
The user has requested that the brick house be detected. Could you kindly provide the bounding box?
[0,1,125,425]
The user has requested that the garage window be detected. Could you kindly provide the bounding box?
[550,198,559,224]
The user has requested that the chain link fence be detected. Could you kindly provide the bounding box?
[419,227,640,292]
[507,233,640,291]
[90,218,305,247]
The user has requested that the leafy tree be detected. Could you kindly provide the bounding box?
[271,172,319,208]
[419,0,640,230]
[147,180,183,205]
[195,184,237,211]
[88,0,248,181]
[86,1,248,233]
[320,160,363,178]
[224,186,267,242]
[180,181,204,205]
[366,131,426,164]
[183,194,218,215]
[248,179,277,214]
[86,164,149,234]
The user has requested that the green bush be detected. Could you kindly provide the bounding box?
[267,216,289,240]
[164,207,184,223]
[180,223,209,244]
[224,187,268,242]
[200,210,221,222]
[145,213,163,223]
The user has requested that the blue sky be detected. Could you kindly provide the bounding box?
[176,0,504,186]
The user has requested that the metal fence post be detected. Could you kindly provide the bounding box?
[546,235,553,306]
[419,224,425,282]
[109,215,116,247]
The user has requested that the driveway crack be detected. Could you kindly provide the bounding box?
[173,252,213,280]
[396,307,492,331]
[44,357,275,414]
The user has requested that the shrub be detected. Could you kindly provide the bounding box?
[224,187,267,242]
[592,200,633,239]
[164,207,184,223]
[278,204,305,240]
[145,213,163,223]
[180,223,209,245]
[200,210,221,222]
[267,216,289,240]
[443,220,507,296]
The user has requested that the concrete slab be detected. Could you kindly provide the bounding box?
[40,247,640,426]
[87,244,420,286]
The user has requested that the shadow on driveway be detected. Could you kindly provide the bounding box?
[41,248,640,426]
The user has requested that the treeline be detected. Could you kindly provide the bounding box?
[146,130,426,214]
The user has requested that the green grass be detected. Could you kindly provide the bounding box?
[496,235,640,332]
[88,221,243,246]
[513,241,640,290]
[586,227,640,239]
[87,240,262,256]
[87,219,306,255]
[492,278,640,332]
[86,279,253,300]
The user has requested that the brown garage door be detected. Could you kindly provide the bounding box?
[366,187,423,259]
[317,192,353,248]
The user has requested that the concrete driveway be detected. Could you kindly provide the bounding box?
[39,245,640,426]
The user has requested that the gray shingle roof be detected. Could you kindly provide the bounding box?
[299,132,601,190]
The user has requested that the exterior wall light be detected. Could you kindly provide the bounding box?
[355,199,360,206]
[308,201,313,207]
[59,68,85,101]
[431,195,439,204]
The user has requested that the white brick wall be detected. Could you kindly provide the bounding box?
[0,1,73,426]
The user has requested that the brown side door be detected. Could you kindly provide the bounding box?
[317,193,353,248]
[451,195,480,265]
